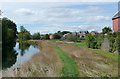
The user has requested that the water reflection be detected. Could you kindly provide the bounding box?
[2,42,17,70]
[19,42,30,56]
[2,42,40,70]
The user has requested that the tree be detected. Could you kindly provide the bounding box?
[2,17,17,46]
[66,34,79,42]
[41,34,50,40]
[2,17,18,69]
[53,33,61,39]
[32,32,40,40]
[60,31,71,35]
[102,26,112,34]
[17,26,31,41]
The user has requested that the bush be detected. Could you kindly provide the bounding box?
[66,34,80,42]
[41,34,50,40]
[53,33,61,39]
[32,32,40,40]
[85,33,102,49]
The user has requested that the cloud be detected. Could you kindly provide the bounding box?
[85,6,100,13]
[3,2,115,34]
[94,16,111,21]
[14,8,36,16]
[86,15,111,24]
[14,8,83,24]
[27,23,108,34]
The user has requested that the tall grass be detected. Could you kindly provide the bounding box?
[74,42,119,62]
[48,43,79,77]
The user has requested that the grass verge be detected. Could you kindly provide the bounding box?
[74,42,119,62]
[48,43,79,77]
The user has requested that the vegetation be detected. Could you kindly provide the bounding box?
[32,32,40,40]
[85,34,102,49]
[17,26,31,41]
[89,48,119,62]
[52,33,62,39]
[57,31,71,35]
[41,34,50,40]
[106,31,120,53]
[102,26,112,34]
[74,42,119,62]
[2,17,18,69]
[74,42,87,47]
[66,34,80,42]
[49,43,79,77]
[2,17,17,46]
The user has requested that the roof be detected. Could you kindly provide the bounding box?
[91,31,98,34]
[112,11,120,20]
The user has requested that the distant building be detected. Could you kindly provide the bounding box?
[63,33,71,39]
[90,31,99,35]
[70,31,88,38]
[49,35,53,39]
[48,33,53,39]
[79,31,88,37]
[112,11,120,32]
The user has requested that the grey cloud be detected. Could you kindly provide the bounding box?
[15,8,36,16]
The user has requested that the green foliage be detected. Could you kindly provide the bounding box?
[53,33,61,39]
[2,17,17,46]
[41,34,50,40]
[85,34,102,49]
[106,32,120,53]
[59,31,71,35]
[102,26,112,34]
[2,17,17,69]
[32,32,40,40]
[66,34,80,42]
[17,26,31,41]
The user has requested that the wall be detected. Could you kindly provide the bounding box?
[113,18,120,32]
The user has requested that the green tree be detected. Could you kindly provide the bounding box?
[17,26,31,41]
[66,34,79,42]
[85,34,99,49]
[41,34,50,40]
[102,26,112,34]
[2,17,17,46]
[2,17,17,69]
[53,33,61,39]
[32,32,40,40]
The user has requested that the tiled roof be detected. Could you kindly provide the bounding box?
[112,11,120,20]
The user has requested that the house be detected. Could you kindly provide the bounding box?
[48,33,53,39]
[63,33,71,39]
[90,31,99,35]
[49,35,53,39]
[79,31,88,37]
[112,11,120,32]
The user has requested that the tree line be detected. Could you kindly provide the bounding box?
[2,17,120,54]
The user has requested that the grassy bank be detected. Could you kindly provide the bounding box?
[48,43,79,77]
[74,42,119,62]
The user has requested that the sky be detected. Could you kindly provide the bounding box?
[1,2,119,34]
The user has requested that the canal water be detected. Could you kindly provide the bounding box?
[2,42,40,71]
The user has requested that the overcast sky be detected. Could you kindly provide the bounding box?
[1,2,118,34]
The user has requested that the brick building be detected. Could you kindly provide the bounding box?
[112,11,120,32]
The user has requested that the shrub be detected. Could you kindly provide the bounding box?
[66,34,80,42]
[53,33,61,39]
